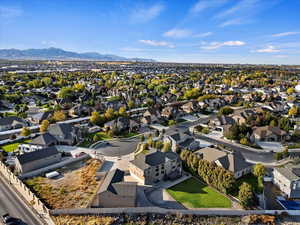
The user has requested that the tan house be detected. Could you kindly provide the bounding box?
[129,150,182,185]
[252,126,288,142]
[91,169,137,208]
[195,147,252,178]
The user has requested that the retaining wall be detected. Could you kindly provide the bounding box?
[0,161,53,224]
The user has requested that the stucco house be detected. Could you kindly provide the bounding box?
[195,147,252,178]
[251,126,288,142]
[273,164,300,199]
[129,150,182,185]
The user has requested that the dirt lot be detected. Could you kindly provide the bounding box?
[25,159,102,209]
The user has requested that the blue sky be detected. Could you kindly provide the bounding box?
[0,0,300,64]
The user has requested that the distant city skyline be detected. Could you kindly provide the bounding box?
[1,0,300,64]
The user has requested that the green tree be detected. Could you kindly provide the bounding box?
[238,182,254,208]
[253,164,266,178]
[57,87,74,99]
[118,106,127,117]
[104,108,115,121]
[218,106,234,116]
[90,111,103,125]
[162,142,171,152]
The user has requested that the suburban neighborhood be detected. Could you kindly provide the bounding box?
[0,60,300,224]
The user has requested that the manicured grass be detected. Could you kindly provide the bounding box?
[166,178,232,208]
[229,174,262,197]
[0,139,31,152]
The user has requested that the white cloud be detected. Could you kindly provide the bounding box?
[130,3,164,23]
[41,41,57,46]
[219,18,248,27]
[274,55,288,58]
[139,40,175,48]
[193,32,213,38]
[0,6,22,18]
[255,45,280,53]
[272,32,300,37]
[190,0,228,14]
[215,0,277,27]
[201,41,246,50]
[163,28,192,38]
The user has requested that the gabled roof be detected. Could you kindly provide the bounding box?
[31,133,57,146]
[0,116,25,126]
[16,146,59,165]
[98,169,137,197]
[195,147,251,173]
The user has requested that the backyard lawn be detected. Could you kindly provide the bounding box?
[0,140,31,152]
[167,178,231,208]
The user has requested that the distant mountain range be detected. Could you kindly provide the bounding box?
[0,47,155,62]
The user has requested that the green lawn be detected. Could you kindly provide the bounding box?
[0,139,31,152]
[229,174,262,197]
[166,178,232,208]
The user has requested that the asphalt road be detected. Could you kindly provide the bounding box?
[0,176,44,225]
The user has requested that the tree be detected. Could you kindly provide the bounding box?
[90,111,103,125]
[240,137,249,146]
[140,135,145,142]
[20,127,31,137]
[57,87,74,99]
[53,110,66,122]
[118,106,127,117]
[288,106,298,117]
[274,152,283,161]
[218,106,234,116]
[128,100,135,109]
[40,120,50,133]
[104,108,115,121]
[253,164,266,178]
[238,182,254,208]
[168,120,176,126]
[287,87,295,95]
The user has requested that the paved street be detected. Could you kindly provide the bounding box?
[0,176,45,225]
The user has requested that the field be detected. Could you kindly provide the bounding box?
[25,159,102,209]
[52,215,116,225]
[166,178,232,208]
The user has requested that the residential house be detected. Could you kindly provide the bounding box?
[19,133,58,153]
[15,147,61,174]
[208,115,236,133]
[129,150,182,185]
[195,147,252,178]
[104,117,139,133]
[164,131,200,151]
[48,123,81,145]
[181,101,198,114]
[273,164,300,199]
[251,126,288,142]
[0,116,27,132]
[28,111,52,124]
[91,169,137,208]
